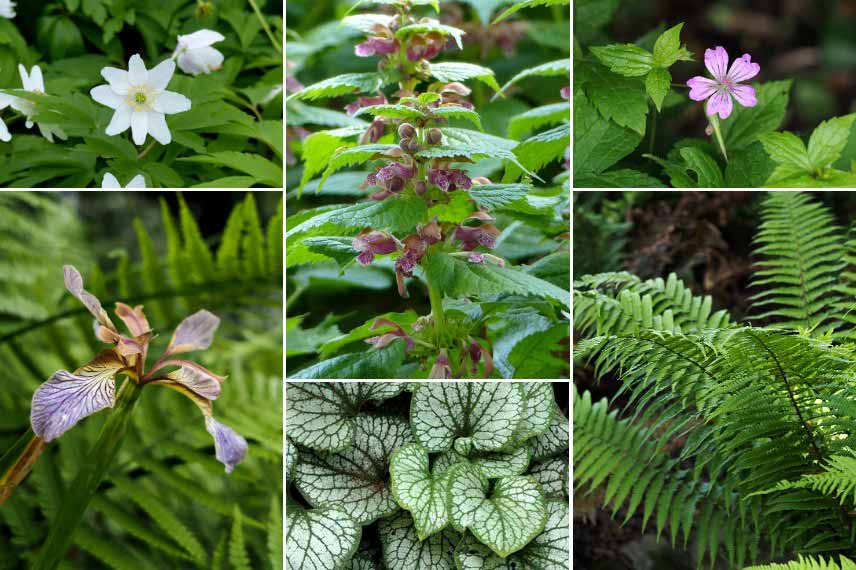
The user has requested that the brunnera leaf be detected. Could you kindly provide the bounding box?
[529,456,568,499]
[433,443,531,479]
[285,503,361,570]
[446,463,548,557]
[389,442,450,539]
[285,382,406,452]
[529,407,570,462]
[294,415,412,525]
[454,500,569,569]
[511,382,555,443]
[378,511,457,570]
[410,382,525,453]
[286,437,298,481]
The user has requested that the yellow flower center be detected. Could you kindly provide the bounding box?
[134,92,147,105]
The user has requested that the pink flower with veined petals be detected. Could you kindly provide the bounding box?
[355,37,399,58]
[686,46,759,120]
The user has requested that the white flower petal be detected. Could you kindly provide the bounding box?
[146,111,171,145]
[153,90,191,114]
[197,46,224,72]
[127,54,148,86]
[28,65,44,92]
[148,58,176,91]
[176,52,205,75]
[101,67,130,95]
[0,92,14,109]
[179,29,225,49]
[102,173,121,188]
[0,117,9,142]
[126,174,146,188]
[105,104,133,136]
[130,110,149,145]
[17,64,28,88]
[90,84,123,109]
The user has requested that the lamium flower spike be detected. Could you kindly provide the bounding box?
[29,265,247,474]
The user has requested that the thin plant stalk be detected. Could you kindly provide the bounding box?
[248,0,282,54]
[33,379,143,570]
[709,114,728,162]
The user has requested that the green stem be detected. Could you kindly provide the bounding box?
[137,141,156,160]
[248,0,282,54]
[427,279,447,342]
[33,379,144,570]
[648,110,657,155]
[709,114,728,163]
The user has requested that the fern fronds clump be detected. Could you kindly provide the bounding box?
[575,191,856,568]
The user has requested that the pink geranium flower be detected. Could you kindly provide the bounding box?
[686,46,759,120]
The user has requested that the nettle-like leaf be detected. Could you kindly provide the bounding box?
[287,73,388,101]
[389,442,451,538]
[294,415,412,525]
[410,382,525,453]
[378,511,457,570]
[503,123,570,181]
[396,22,465,50]
[285,503,361,570]
[507,102,569,139]
[454,500,569,569]
[446,463,548,557]
[285,382,406,452]
[496,59,571,96]
[426,62,502,93]
[353,104,427,121]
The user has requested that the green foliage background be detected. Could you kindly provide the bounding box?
[0,0,283,188]
[0,191,283,568]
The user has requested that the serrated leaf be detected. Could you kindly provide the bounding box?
[302,237,358,268]
[467,183,531,210]
[354,104,427,120]
[496,59,570,96]
[720,80,791,151]
[446,465,548,557]
[454,500,568,569]
[410,382,524,453]
[507,102,568,139]
[396,21,465,50]
[493,0,569,23]
[378,512,457,570]
[645,67,671,111]
[427,191,474,223]
[298,126,368,191]
[574,168,666,187]
[416,144,540,180]
[341,13,395,33]
[422,252,570,308]
[289,338,408,379]
[287,73,387,101]
[432,106,482,129]
[427,62,501,93]
[295,415,412,524]
[286,194,428,239]
[389,443,450,538]
[807,113,856,170]
[285,382,406,451]
[504,123,570,180]
[285,504,361,570]
[573,88,642,177]
[317,144,400,191]
[651,23,691,68]
[590,44,652,77]
[180,152,282,186]
[580,62,647,135]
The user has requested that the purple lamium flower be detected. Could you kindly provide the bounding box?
[365,318,415,352]
[406,33,446,61]
[686,46,759,120]
[365,160,417,200]
[29,265,247,474]
[355,37,398,57]
[455,214,500,251]
[353,229,399,265]
[428,168,472,192]
[429,350,453,379]
[345,94,387,116]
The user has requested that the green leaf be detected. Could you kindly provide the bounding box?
[353,104,427,121]
[720,80,791,151]
[645,67,671,111]
[488,306,555,378]
[288,73,387,101]
[427,191,474,223]
[389,443,450,538]
[529,408,569,461]
[468,183,531,210]
[410,382,525,453]
[229,506,250,570]
[580,62,648,135]
[807,113,856,170]
[290,339,408,379]
[446,465,548,557]
[318,311,418,358]
[295,415,412,524]
[759,131,813,184]
[285,504,361,570]
[416,144,540,180]
[301,237,358,269]
[433,444,530,479]
[573,89,642,177]
[574,169,665,187]
[590,44,653,77]
[454,500,569,569]
[396,21,465,50]
[378,512,457,570]
[179,152,282,186]
[493,0,569,23]
[316,144,399,191]
[507,102,568,139]
[650,146,724,187]
[422,252,570,308]
[651,23,692,68]
[286,194,428,238]
[268,498,283,570]
[504,123,570,180]
[529,457,568,499]
[431,106,482,130]
[426,62,501,93]
[285,383,406,452]
[496,59,570,96]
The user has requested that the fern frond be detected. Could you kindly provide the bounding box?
[758,451,856,506]
[229,506,251,570]
[745,555,856,570]
[751,192,845,335]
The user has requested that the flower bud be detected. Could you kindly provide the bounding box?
[399,137,413,151]
[427,128,442,145]
[414,180,427,195]
[398,123,416,139]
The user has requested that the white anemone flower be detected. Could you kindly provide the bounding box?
[0,117,9,142]
[90,54,191,146]
[102,173,146,188]
[0,0,15,19]
[173,29,225,76]
[1,65,68,143]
